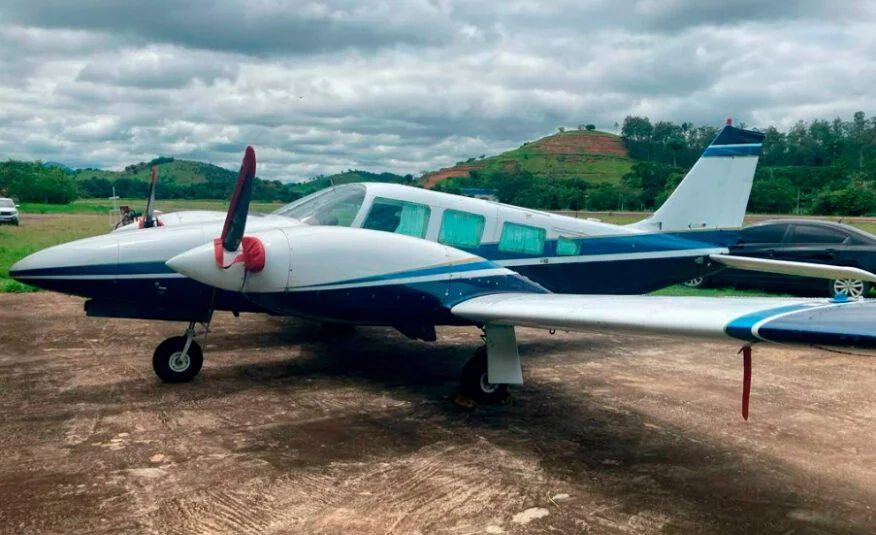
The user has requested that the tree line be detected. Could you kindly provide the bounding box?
[0,158,308,205]
[438,111,876,215]
[619,112,876,215]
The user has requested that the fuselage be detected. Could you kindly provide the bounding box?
[10,183,738,326]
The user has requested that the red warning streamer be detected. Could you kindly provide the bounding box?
[739,346,752,420]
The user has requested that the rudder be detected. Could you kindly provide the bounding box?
[630,120,765,232]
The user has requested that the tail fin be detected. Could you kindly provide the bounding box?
[629,120,765,232]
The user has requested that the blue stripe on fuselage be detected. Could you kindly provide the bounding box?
[464,228,738,262]
[10,261,175,278]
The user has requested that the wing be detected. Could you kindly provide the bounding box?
[710,254,876,283]
[451,293,876,349]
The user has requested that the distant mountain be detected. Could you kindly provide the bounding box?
[72,157,236,185]
[420,129,633,188]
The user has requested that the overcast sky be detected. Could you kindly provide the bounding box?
[1,1,874,181]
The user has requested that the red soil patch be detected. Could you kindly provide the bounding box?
[533,132,628,157]
[421,164,484,188]
[419,132,627,188]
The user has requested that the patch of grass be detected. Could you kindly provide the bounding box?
[3,279,37,293]
[649,285,780,297]
[0,214,109,292]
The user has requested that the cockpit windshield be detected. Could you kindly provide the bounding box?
[271,184,366,226]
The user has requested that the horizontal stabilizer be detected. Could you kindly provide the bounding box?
[710,254,876,284]
[451,293,876,348]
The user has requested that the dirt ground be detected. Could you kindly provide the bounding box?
[1,294,874,535]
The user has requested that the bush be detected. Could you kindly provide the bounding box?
[812,186,876,216]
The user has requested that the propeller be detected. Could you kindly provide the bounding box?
[140,166,159,228]
[166,146,270,291]
[213,146,265,272]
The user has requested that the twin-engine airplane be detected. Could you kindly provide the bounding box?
[11,122,876,418]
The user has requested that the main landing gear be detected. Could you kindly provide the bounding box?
[459,325,523,404]
[153,321,207,383]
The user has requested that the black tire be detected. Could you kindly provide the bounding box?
[13,220,19,226]
[828,279,869,299]
[683,276,709,289]
[152,336,203,383]
[461,346,509,404]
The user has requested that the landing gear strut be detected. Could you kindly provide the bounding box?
[153,321,205,383]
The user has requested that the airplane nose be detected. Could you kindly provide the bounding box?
[8,236,119,295]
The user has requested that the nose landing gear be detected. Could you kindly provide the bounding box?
[153,321,207,383]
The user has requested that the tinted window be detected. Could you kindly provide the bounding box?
[740,224,787,244]
[791,225,849,245]
[438,210,485,248]
[556,237,580,256]
[362,197,431,238]
[498,223,546,255]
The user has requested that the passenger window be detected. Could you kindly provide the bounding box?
[740,224,788,244]
[556,237,580,256]
[438,210,485,248]
[498,223,546,255]
[791,225,849,245]
[362,197,431,238]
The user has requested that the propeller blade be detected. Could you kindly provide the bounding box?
[220,146,257,252]
[142,166,157,228]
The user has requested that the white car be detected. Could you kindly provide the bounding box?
[0,198,19,225]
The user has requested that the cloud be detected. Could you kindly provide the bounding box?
[0,1,874,181]
[76,47,240,89]
[1,0,452,56]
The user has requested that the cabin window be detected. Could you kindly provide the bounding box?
[556,237,580,256]
[362,197,431,238]
[438,210,485,248]
[498,223,546,255]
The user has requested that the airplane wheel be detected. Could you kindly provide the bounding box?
[461,346,508,404]
[153,336,203,383]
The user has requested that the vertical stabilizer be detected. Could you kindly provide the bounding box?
[629,120,765,232]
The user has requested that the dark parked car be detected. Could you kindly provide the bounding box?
[685,219,876,297]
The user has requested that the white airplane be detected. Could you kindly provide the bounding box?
[11,122,876,418]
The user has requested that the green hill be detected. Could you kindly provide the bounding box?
[73,158,235,185]
[421,129,633,188]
